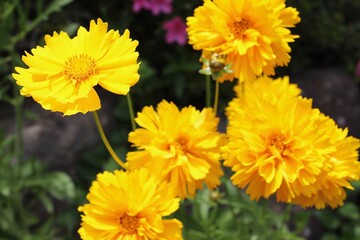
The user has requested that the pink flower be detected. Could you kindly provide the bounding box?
[356,60,360,78]
[148,0,172,15]
[132,0,151,13]
[163,16,187,46]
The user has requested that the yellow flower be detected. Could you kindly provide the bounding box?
[127,100,225,198]
[78,168,183,240]
[187,0,300,82]
[226,75,301,120]
[291,115,360,209]
[222,76,360,208]
[13,18,139,115]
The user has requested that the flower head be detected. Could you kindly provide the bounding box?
[127,100,225,198]
[187,0,300,82]
[291,115,360,209]
[78,168,183,240]
[163,16,187,46]
[13,19,139,115]
[222,76,360,208]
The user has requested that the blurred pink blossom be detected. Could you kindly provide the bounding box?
[132,0,151,12]
[148,0,172,15]
[356,60,360,78]
[163,16,187,46]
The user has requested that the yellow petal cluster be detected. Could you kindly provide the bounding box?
[187,0,300,82]
[13,18,140,115]
[78,168,183,240]
[127,100,225,198]
[222,76,360,208]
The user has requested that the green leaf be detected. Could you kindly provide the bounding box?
[215,209,235,229]
[46,172,76,200]
[44,0,73,15]
[138,60,155,80]
[338,203,360,220]
[187,229,207,240]
[0,179,11,197]
[321,233,338,240]
[317,210,340,230]
[38,192,54,213]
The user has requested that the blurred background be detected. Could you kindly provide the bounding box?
[0,0,359,239]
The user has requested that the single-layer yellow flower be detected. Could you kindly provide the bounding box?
[78,168,183,240]
[13,18,139,115]
[187,0,300,82]
[127,100,225,198]
[222,76,360,208]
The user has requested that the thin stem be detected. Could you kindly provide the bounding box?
[14,95,23,162]
[93,111,126,169]
[205,75,211,107]
[213,78,220,115]
[10,48,24,162]
[279,203,292,232]
[126,93,136,131]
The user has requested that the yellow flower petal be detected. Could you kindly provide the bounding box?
[127,100,225,198]
[78,169,182,240]
[187,0,300,82]
[13,18,139,115]
[223,75,360,208]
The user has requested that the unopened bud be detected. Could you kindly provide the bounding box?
[209,53,226,72]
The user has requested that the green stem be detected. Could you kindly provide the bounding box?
[279,203,292,232]
[126,93,136,131]
[93,111,126,169]
[206,75,211,108]
[224,180,244,236]
[213,78,220,115]
[14,95,24,161]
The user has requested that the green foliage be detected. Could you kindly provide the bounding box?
[316,186,360,240]
[0,0,74,74]
[0,131,76,240]
[287,0,360,74]
[177,177,307,240]
[1,0,360,239]
[1,1,76,239]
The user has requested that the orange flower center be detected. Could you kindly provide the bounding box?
[119,214,139,234]
[64,54,96,82]
[229,18,251,38]
[269,134,286,154]
[174,137,188,155]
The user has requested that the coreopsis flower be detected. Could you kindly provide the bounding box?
[13,18,139,115]
[291,115,360,209]
[78,168,183,240]
[226,75,301,119]
[222,76,360,208]
[187,0,300,82]
[163,16,187,46]
[127,100,225,198]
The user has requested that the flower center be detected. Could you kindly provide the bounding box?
[269,134,286,154]
[119,214,139,234]
[64,54,96,82]
[229,18,251,38]
[174,137,188,155]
